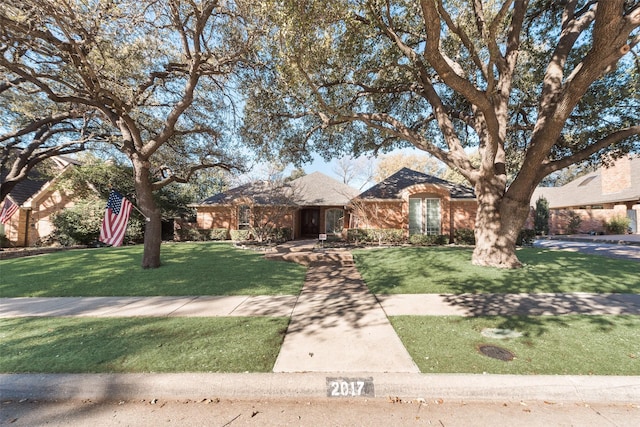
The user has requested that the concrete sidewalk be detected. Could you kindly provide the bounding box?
[0,295,297,318]
[3,292,639,318]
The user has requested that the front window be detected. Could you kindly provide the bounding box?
[325,208,344,234]
[409,197,441,235]
[238,205,251,230]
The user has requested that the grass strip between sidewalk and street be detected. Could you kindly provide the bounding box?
[354,246,640,294]
[0,317,289,373]
[0,242,306,297]
[391,315,640,375]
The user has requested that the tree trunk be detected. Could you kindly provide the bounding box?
[472,181,531,269]
[133,158,162,269]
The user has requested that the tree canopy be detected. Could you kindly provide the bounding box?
[1,0,260,267]
[242,0,640,267]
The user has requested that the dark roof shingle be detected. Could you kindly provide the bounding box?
[358,167,476,200]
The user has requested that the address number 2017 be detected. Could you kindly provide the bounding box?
[326,377,374,397]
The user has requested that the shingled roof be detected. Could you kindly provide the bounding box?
[358,167,476,200]
[197,171,359,207]
[531,156,640,209]
[1,156,79,206]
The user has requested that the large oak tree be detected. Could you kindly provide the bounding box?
[1,0,258,268]
[243,0,640,268]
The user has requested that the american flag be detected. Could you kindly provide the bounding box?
[0,198,19,224]
[99,190,133,247]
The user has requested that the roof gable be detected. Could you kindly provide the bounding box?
[358,167,476,200]
[1,156,80,206]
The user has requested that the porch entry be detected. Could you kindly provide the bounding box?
[300,208,320,236]
[409,197,441,235]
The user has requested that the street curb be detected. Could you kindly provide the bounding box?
[2,373,639,403]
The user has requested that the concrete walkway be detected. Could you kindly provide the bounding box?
[272,253,419,373]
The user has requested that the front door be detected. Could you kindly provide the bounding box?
[300,208,320,236]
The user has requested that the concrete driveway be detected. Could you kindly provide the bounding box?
[534,235,640,262]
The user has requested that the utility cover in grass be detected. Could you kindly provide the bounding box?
[481,328,523,339]
[478,345,515,361]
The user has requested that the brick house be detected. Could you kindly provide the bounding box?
[192,168,478,242]
[530,156,640,234]
[191,172,359,240]
[352,168,477,241]
[0,157,79,247]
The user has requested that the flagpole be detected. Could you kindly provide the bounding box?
[130,202,151,222]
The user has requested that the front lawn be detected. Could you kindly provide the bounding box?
[391,315,640,375]
[0,317,288,373]
[0,242,306,297]
[354,246,640,294]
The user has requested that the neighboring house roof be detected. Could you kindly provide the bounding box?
[531,156,640,209]
[357,167,476,200]
[1,156,79,206]
[1,170,48,205]
[197,171,359,207]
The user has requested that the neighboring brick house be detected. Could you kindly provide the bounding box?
[530,155,640,234]
[192,167,478,242]
[352,168,477,241]
[0,157,79,247]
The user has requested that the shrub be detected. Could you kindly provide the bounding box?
[176,227,208,241]
[454,228,475,245]
[346,229,370,244]
[517,229,536,246]
[346,229,403,245]
[0,234,10,248]
[605,216,631,234]
[409,234,448,246]
[230,229,251,241]
[51,198,144,246]
[50,199,104,245]
[567,211,582,234]
[271,227,292,242]
[210,228,229,240]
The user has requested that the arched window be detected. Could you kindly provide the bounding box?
[238,205,251,230]
[409,197,441,235]
[325,208,345,235]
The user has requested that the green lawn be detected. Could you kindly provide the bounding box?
[391,315,640,375]
[0,317,289,373]
[2,243,639,375]
[354,246,640,294]
[0,242,306,297]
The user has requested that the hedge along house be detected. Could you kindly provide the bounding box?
[351,168,477,242]
[191,171,360,240]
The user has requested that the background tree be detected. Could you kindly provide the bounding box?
[1,0,257,268]
[0,75,104,201]
[374,152,446,183]
[331,155,375,189]
[534,196,550,236]
[243,0,640,268]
